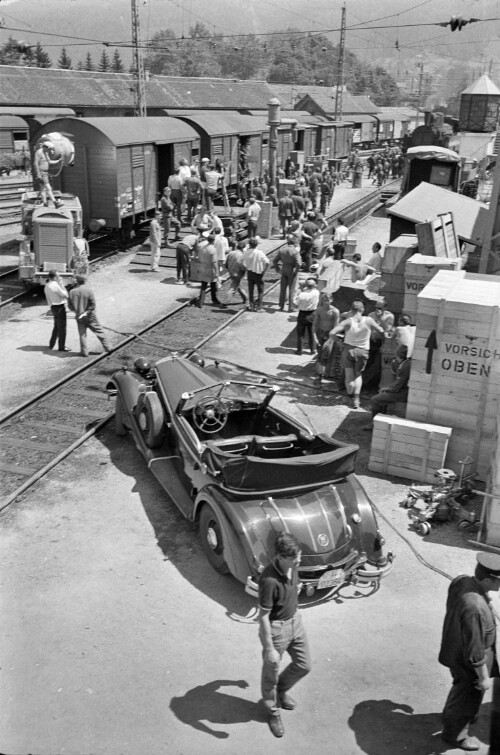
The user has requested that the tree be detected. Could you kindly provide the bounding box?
[111,49,125,73]
[0,36,33,66]
[98,49,110,72]
[83,52,95,71]
[57,47,72,70]
[143,29,181,76]
[33,41,51,68]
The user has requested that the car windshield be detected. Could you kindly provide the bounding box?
[180,381,271,413]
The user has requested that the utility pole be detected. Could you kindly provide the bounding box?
[131,0,147,117]
[416,61,424,120]
[334,2,346,121]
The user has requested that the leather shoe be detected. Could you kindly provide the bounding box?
[59,347,71,352]
[268,714,284,738]
[441,735,480,751]
[278,690,296,710]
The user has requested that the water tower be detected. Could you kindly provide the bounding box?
[457,74,500,171]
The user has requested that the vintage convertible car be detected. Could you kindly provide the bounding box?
[107,354,393,598]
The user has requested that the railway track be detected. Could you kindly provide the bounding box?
[0,184,397,510]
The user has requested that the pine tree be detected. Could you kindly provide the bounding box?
[98,49,110,72]
[84,52,95,71]
[57,47,72,70]
[33,41,51,68]
[111,49,125,73]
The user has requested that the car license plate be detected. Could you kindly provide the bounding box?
[317,569,345,590]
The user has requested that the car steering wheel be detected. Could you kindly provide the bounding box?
[192,396,229,434]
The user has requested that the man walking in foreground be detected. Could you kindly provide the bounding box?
[44,270,70,352]
[259,532,311,738]
[439,552,500,751]
[68,275,111,357]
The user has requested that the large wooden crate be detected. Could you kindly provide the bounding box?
[403,254,462,321]
[368,415,452,483]
[257,200,273,239]
[380,235,419,317]
[485,408,500,547]
[406,270,500,480]
[415,212,460,258]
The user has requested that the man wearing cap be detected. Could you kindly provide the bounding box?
[160,187,180,246]
[242,237,269,312]
[439,552,500,751]
[294,278,319,355]
[68,275,111,357]
[244,196,261,240]
[184,167,203,225]
[44,270,70,352]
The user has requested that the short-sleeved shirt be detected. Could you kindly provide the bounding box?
[259,559,298,621]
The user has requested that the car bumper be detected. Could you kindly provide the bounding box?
[245,551,394,598]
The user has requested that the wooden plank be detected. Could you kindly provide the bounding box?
[0,461,36,476]
[0,435,62,452]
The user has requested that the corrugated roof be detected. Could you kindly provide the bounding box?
[387,182,486,244]
[0,65,275,110]
[173,111,265,136]
[48,116,199,146]
[378,107,412,121]
[462,74,500,97]
[0,115,29,129]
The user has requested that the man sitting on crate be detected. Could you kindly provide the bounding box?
[363,345,411,430]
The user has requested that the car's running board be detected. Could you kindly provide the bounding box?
[148,456,193,518]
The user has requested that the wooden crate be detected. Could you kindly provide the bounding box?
[406,269,500,481]
[381,235,419,274]
[415,212,459,258]
[403,254,462,321]
[257,200,273,239]
[368,415,452,483]
[380,235,419,317]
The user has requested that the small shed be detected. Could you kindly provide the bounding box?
[33,116,200,231]
[459,74,500,133]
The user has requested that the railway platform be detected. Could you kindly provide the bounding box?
[0,176,392,418]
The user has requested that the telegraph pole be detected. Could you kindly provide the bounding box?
[131,0,147,117]
[334,2,346,121]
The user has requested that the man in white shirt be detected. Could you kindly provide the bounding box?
[44,270,70,352]
[245,195,262,239]
[294,278,319,355]
[333,217,349,259]
[213,228,229,274]
[243,237,269,312]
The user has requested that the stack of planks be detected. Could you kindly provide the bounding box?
[380,235,419,317]
[406,269,500,480]
[403,254,462,323]
[368,415,452,483]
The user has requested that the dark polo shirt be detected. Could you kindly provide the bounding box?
[259,559,298,621]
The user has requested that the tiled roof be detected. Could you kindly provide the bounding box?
[0,65,276,110]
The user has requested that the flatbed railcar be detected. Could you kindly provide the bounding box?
[31,117,201,239]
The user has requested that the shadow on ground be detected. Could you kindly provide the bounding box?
[170,679,265,739]
[348,698,491,755]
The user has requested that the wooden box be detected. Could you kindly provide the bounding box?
[380,235,419,317]
[406,269,500,481]
[403,254,462,321]
[257,200,273,239]
[415,212,459,258]
[368,415,452,483]
[381,235,419,274]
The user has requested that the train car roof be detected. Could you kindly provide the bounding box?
[37,116,200,146]
[168,111,265,136]
[406,146,461,162]
[0,115,29,129]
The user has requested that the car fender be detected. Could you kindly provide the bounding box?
[346,474,386,564]
[194,487,256,587]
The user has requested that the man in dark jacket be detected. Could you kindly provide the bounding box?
[438,552,500,751]
[363,345,411,429]
[68,275,111,357]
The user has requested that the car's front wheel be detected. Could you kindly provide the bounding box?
[199,505,229,574]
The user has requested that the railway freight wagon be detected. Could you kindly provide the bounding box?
[172,111,266,187]
[32,117,200,237]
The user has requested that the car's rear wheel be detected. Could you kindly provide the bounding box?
[138,392,164,448]
[199,505,229,574]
